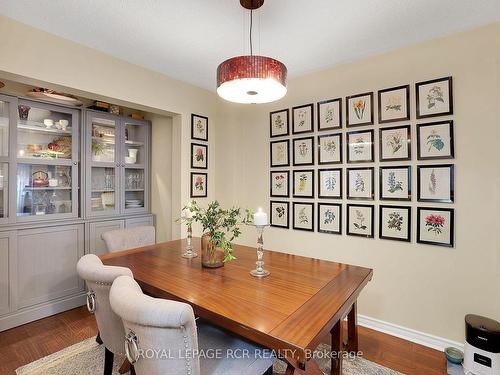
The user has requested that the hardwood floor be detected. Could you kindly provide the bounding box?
[0,306,447,375]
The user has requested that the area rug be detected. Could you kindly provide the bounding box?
[16,337,403,375]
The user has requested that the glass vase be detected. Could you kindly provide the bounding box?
[201,233,224,268]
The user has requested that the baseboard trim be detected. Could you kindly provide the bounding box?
[358,314,464,352]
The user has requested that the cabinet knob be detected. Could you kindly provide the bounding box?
[73,161,78,165]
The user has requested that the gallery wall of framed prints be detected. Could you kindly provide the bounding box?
[190,114,209,198]
[269,76,455,247]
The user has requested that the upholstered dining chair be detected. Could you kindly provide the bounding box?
[77,254,135,375]
[110,275,275,375]
[102,225,156,253]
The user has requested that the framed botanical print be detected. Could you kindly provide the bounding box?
[270,139,290,167]
[378,85,410,124]
[347,167,374,200]
[416,76,453,119]
[270,109,289,138]
[317,203,342,235]
[293,202,314,231]
[347,204,374,238]
[317,98,341,131]
[191,114,208,141]
[417,120,454,160]
[379,166,411,201]
[270,170,289,198]
[270,201,289,228]
[190,172,207,198]
[293,137,314,166]
[347,130,374,163]
[417,164,454,203]
[191,143,208,169]
[379,125,411,162]
[346,92,373,127]
[379,205,411,242]
[293,170,314,198]
[318,168,342,199]
[292,104,314,134]
[417,207,454,247]
[318,133,342,164]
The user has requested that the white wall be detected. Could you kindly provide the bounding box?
[214,22,500,343]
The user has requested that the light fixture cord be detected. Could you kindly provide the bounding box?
[250,9,253,56]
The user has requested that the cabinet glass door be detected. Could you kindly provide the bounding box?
[16,101,79,221]
[121,119,148,213]
[17,164,73,217]
[88,113,119,216]
[0,100,10,158]
[0,164,8,219]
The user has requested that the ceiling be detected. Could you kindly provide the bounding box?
[1,0,499,91]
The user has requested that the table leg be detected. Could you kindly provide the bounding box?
[331,319,343,375]
[346,302,358,354]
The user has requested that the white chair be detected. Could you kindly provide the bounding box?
[109,275,275,375]
[102,225,156,253]
[77,254,134,375]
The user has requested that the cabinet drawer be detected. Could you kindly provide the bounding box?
[17,224,84,309]
[125,216,153,228]
[89,220,124,256]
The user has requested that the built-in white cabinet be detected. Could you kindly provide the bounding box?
[16,225,85,309]
[0,95,155,332]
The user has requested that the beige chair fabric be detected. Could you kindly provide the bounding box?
[110,276,275,375]
[76,254,133,355]
[102,225,156,253]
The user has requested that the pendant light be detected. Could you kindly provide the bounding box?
[216,0,287,104]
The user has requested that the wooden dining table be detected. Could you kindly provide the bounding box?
[100,238,373,375]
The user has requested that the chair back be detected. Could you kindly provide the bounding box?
[102,225,155,253]
[76,254,133,354]
[110,275,200,375]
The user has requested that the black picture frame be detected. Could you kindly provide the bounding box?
[318,168,342,199]
[317,133,342,165]
[292,103,314,134]
[346,92,374,127]
[270,109,290,138]
[270,200,290,229]
[293,169,315,199]
[379,205,411,242]
[317,98,342,131]
[190,143,208,170]
[292,202,315,232]
[191,113,208,141]
[378,85,410,124]
[347,167,374,200]
[270,170,290,198]
[346,129,375,163]
[417,207,454,247]
[292,136,315,166]
[416,76,453,119]
[379,125,411,162]
[346,204,375,238]
[190,172,208,198]
[416,120,454,161]
[417,164,454,203]
[270,139,290,167]
[379,166,411,201]
[317,203,342,235]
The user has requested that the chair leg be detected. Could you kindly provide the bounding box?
[96,331,103,345]
[104,347,114,375]
[264,365,273,375]
[130,365,136,375]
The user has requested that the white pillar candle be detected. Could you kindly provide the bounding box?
[253,207,268,226]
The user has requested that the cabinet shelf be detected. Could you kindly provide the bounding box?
[125,189,144,192]
[18,120,72,135]
[23,186,72,190]
[91,189,115,193]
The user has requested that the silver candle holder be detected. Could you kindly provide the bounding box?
[250,225,270,278]
[181,224,198,258]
